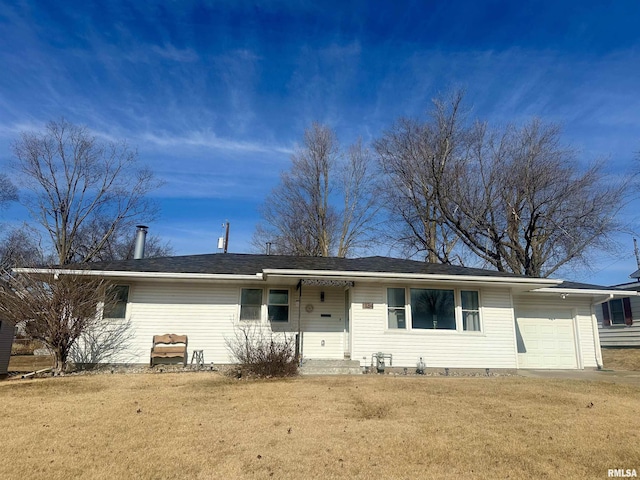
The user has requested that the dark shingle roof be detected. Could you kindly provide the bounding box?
[61,253,530,278]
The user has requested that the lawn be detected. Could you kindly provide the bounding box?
[0,373,638,479]
[602,348,640,371]
[7,355,54,372]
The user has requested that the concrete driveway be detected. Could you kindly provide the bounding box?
[517,369,640,386]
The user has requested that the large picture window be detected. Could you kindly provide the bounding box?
[410,288,456,330]
[387,288,406,329]
[386,287,481,332]
[103,285,129,319]
[268,289,289,322]
[240,288,262,321]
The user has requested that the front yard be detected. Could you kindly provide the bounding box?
[0,373,638,479]
[602,347,640,371]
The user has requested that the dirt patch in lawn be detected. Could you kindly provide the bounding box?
[0,373,638,479]
[602,348,640,371]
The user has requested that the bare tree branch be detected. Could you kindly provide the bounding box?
[0,270,120,373]
[11,119,165,265]
[376,91,629,277]
[253,123,380,257]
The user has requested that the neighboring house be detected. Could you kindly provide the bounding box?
[0,279,16,377]
[595,268,640,348]
[16,254,636,370]
[0,319,15,377]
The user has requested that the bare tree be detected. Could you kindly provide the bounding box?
[0,173,17,208]
[376,92,467,263]
[0,271,119,373]
[0,226,46,271]
[12,119,164,265]
[377,91,627,277]
[75,228,173,261]
[254,123,379,257]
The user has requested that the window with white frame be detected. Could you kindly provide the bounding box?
[268,289,289,322]
[240,288,262,321]
[103,285,129,319]
[387,288,406,329]
[386,287,481,332]
[461,290,481,331]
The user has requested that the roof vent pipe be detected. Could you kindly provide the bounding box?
[266,242,272,255]
[134,225,148,260]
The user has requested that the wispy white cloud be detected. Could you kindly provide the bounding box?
[151,43,199,62]
[138,130,293,155]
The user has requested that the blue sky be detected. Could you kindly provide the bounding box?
[1,0,639,284]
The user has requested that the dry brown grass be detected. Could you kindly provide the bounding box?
[602,348,640,371]
[7,355,54,372]
[0,373,638,479]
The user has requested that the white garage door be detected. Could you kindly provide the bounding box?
[515,310,577,369]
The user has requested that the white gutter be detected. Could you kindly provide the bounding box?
[12,268,264,282]
[262,268,562,287]
[533,288,638,297]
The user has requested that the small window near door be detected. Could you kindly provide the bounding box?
[103,285,129,319]
[387,288,406,329]
[268,289,289,322]
[240,288,262,321]
[461,290,481,331]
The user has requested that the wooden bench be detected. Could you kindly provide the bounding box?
[150,334,188,367]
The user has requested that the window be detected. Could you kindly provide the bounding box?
[386,287,481,332]
[410,288,456,330]
[461,290,481,331]
[240,288,262,321]
[268,289,289,322]
[387,288,406,329]
[103,285,129,319]
[602,298,632,326]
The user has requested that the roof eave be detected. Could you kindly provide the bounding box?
[261,268,561,288]
[11,268,265,282]
[532,287,639,296]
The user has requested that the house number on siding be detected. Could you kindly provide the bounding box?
[362,302,373,309]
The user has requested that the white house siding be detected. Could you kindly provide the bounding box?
[119,281,241,364]
[114,281,347,365]
[298,286,346,360]
[349,284,518,369]
[512,295,599,369]
[0,319,15,375]
[595,296,640,348]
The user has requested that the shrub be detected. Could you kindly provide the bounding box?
[225,323,298,378]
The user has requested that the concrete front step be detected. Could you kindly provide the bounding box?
[299,359,363,375]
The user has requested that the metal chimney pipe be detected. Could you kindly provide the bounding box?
[134,225,148,259]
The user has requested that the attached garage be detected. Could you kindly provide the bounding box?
[515,309,578,369]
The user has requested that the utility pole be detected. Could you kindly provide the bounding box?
[634,238,640,269]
